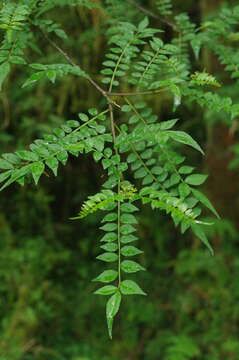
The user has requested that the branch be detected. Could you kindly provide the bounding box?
[39,29,109,98]
[108,102,116,144]
[107,88,169,97]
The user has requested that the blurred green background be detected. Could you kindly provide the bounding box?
[1,0,239,359]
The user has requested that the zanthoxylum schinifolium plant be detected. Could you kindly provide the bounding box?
[0,0,227,338]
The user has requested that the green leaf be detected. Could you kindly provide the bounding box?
[138,17,149,31]
[178,166,194,174]
[93,270,118,283]
[121,105,131,112]
[159,119,178,130]
[97,253,118,262]
[0,62,10,91]
[16,151,39,162]
[66,120,80,128]
[100,223,117,232]
[151,166,163,175]
[2,153,20,165]
[134,167,147,179]
[185,174,208,186]
[127,153,137,163]
[121,203,139,213]
[101,243,118,252]
[93,151,103,162]
[22,72,45,88]
[101,213,117,222]
[179,183,191,198]
[45,157,59,176]
[120,224,136,235]
[120,280,146,295]
[46,70,57,83]
[0,170,11,183]
[57,151,68,165]
[121,260,145,273]
[94,285,117,296]
[191,188,220,218]
[53,127,65,138]
[191,224,214,255]
[31,161,45,185]
[121,234,138,244]
[78,113,89,122]
[106,292,121,339]
[0,165,31,191]
[100,232,117,242]
[88,108,98,116]
[121,245,143,257]
[0,159,14,169]
[121,214,138,224]
[167,131,204,154]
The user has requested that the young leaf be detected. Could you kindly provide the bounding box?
[106,292,121,339]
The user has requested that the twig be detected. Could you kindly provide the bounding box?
[108,102,116,143]
[39,29,114,101]
[107,87,169,97]
[126,0,176,29]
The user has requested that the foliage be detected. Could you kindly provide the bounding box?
[0,0,239,357]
